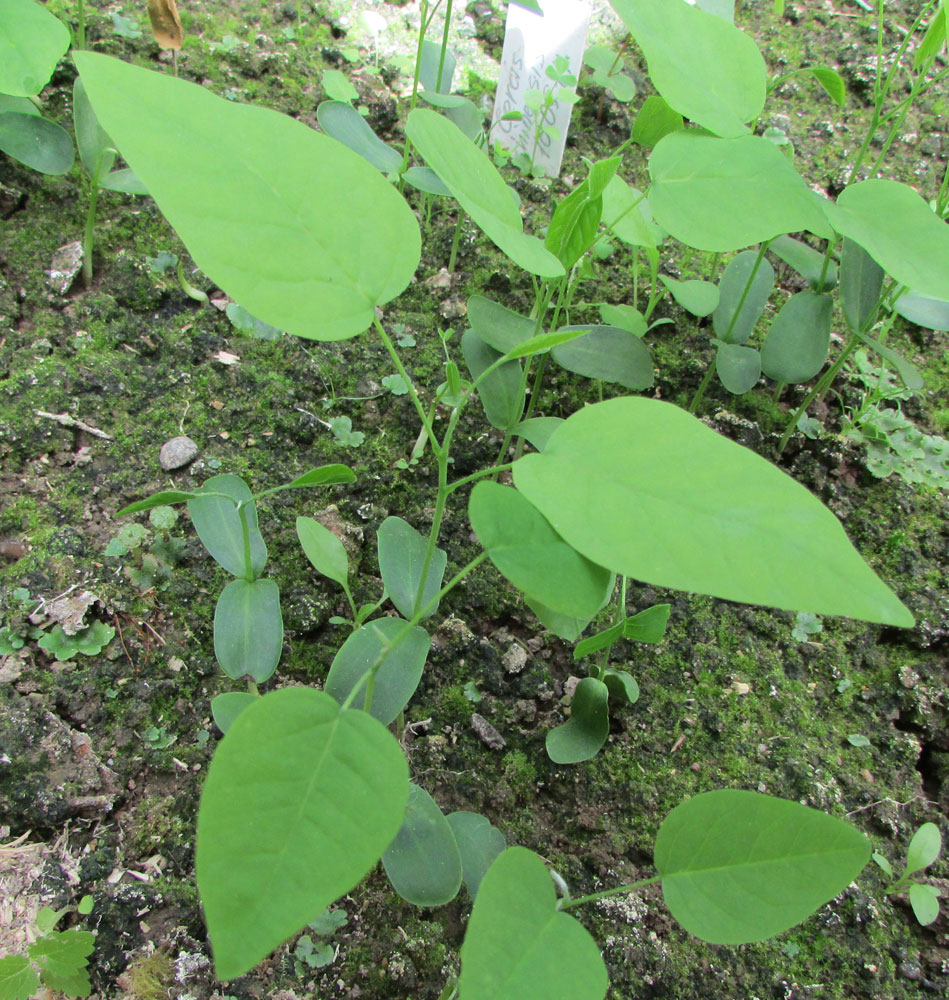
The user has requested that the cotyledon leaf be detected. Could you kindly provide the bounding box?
[73,51,420,341]
[512,396,913,627]
[196,688,409,980]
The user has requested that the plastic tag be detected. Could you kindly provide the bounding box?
[491,0,591,178]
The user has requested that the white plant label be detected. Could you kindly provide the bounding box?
[491,0,591,178]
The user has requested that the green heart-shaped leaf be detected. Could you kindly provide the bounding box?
[458,847,608,1000]
[655,790,870,943]
[197,688,409,979]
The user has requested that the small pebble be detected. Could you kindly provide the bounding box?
[159,435,199,471]
[471,713,506,750]
[47,241,83,294]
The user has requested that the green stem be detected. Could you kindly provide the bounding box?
[595,576,626,679]
[689,364,717,415]
[559,874,662,911]
[448,210,465,272]
[82,180,99,287]
[375,317,442,457]
[435,0,453,95]
[76,0,86,49]
[447,462,515,494]
[236,503,255,581]
[778,332,859,453]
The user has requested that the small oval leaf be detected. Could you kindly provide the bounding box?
[546,677,610,764]
[188,474,267,579]
[445,811,506,900]
[382,783,463,906]
[213,578,283,682]
[377,517,447,620]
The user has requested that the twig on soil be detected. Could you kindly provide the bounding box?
[846,793,928,816]
[113,612,135,669]
[0,831,36,858]
[35,410,112,440]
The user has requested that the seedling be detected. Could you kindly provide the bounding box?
[0,587,44,654]
[38,621,115,660]
[105,504,184,592]
[0,894,95,1000]
[63,0,947,992]
[875,823,944,926]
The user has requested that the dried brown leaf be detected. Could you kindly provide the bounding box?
[147,0,184,50]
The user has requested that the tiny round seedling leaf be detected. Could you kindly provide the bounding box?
[446,812,506,900]
[459,847,608,1000]
[469,482,613,620]
[905,822,942,876]
[382,784,463,907]
[712,353,758,405]
[655,790,870,943]
[603,669,639,704]
[909,883,940,926]
[660,275,719,317]
[196,688,409,980]
[213,578,283,682]
[546,677,610,764]
[324,618,431,725]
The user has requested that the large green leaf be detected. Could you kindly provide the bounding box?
[760,291,833,383]
[551,326,654,390]
[73,51,420,341]
[823,180,949,302]
[196,688,409,979]
[0,111,74,174]
[0,0,70,96]
[324,617,431,725]
[458,847,608,1000]
[468,481,613,619]
[546,677,611,764]
[446,812,506,900]
[655,790,870,943]
[382,783,463,906]
[601,176,662,248]
[650,132,833,251]
[213,578,283,682]
[406,108,563,278]
[631,95,684,148]
[769,234,837,291]
[512,396,914,626]
[894,289,949,332]
[609,0,765,137]
[377,516,447,620]
[187,474,267,579]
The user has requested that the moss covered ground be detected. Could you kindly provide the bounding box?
[1,1,947,998]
